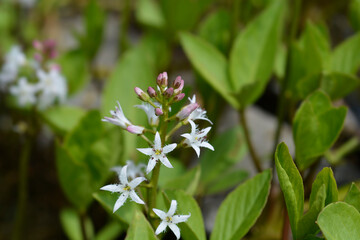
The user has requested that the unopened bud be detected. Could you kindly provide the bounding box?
[173,93,185,102]
[134,87,150,101]
[174,79,184,94]
[33,40,43,50]
[147,87,157,97]
[157,72,168,87]
[176,103,199,120]
[155,108,163,116]
[163,87,174,98]
[173,76,183,88]
[126,125,145,135]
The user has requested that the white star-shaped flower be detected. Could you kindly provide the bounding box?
[153,200,191,240]
[10,77,38,106]
[188,95,212,124]
[100,165,146,212]
[111,160,146,180]
[0,46,27,87]
[36,69,67,109]
[181,120,214,157]
[137,132,177,174]
[102,102,144,134]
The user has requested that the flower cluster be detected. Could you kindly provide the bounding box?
[101,72,214,239]
[0,41,67,110]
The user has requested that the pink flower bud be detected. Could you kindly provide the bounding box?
[174,79,184,95]
[33,40,43,50]
[134,87,150,101]
[43,39,56,49]
[147,87,157,97]
[176,103,199,120]
[173,76,183,88]
[155,108,163,116]
[157,72,168,87]
[126,125,145,134]
[173,93,185,102]
[163,87,174,98]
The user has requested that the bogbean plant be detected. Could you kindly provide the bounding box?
[101,72,214,239]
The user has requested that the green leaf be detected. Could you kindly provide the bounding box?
[229,0,284,106]
[58,49,90,95]
[200,126,246,185]
[198,9,231,54]
[329,33,360,75]
[293,90,347,170]
[162,166,201,196]
[297,72,360,100]
[125,211,158,240]
[317,202,360,240]
[40,105,86,135]
[344,183,360,212]
[64,111,103,161]
[60,208,94,240]
[159,0,213,31]
[83,0,106,59]
[95,221,124,240]
[296,185,326,240]
[158,158,186,187]
[135,0,165,29]
[309,167,338,207]
[275,142,304,237]
[179,32,239,109]
[163,190,206,240]
[210,170,272,240]
[93,191,141,225]
[301,21,331,76]
[349,0,360,31]
[102,46,155,159]
[205,169,248,195]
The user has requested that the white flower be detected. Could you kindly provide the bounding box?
[137,132,177,174]
[111,160,146,180]
[135,102,159,126]
[153,200,191,240]
[181,120,214,157]
[36,69,67,109]
[0,46,27,87]
[188,95,212,124]
[100,165,146,212]
[103,102,145,134]
[10,77,38,106]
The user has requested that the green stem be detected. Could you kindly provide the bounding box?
[166,121,187,141]
[271,0,302,169]
[324,137,360,165]
[148,101,169,227]
[12,138,31,240]
[239,108,262,172]
[79,211,88,240]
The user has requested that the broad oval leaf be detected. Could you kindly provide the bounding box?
[229,0,284,106]
[317,202,360,240]
[210,170,272,240]
[293,90,347,170]
[102,46,155,158]
[162,166,201,196]
[40,105,86,135]
[309,167,338,207]
[344,183,360,212]
[179,32,239,109]
[275,142,304,237]
[163,190,206,240]
[329,33,360,75]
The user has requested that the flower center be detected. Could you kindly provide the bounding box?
[165,216,173,223]
[123,185,131,191]
[155,149,162,155]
